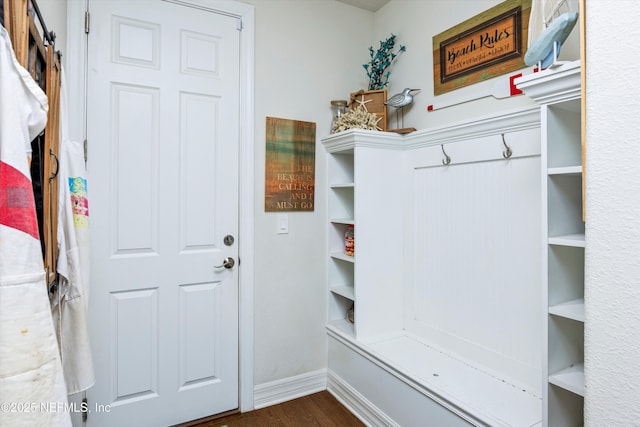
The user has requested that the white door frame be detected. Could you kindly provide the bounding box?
[65,0,255,412]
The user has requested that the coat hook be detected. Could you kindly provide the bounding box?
[441,144,451,166]
[501,134,512,159]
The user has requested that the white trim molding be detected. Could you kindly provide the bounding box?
[322,105,540,154]
[514,60,581,105]
[253,369,328,410]
[327,370,399,427]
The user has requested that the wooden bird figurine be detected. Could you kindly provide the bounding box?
[385,88,419,130]
[524,11,578,69]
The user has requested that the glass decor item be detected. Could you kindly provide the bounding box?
[330,100,349,133]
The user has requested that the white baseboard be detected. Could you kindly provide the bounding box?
[252,368,398,426]
[253,368,327,409]
[327,369,399,427]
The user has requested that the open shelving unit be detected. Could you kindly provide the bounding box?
[321,65,584,426]
[327,148,356,335]
[323,131,405,341]
[322,112,545,425]
[517,60,585,426]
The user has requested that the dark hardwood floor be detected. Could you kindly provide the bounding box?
[181,391,365,427]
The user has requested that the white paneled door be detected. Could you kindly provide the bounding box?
[86,1,240,425]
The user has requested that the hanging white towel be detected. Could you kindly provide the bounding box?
[51,66,95,395]
[0,24,71,426]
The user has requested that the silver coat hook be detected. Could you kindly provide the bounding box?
[441,144,451,166]
[501,134,512,159]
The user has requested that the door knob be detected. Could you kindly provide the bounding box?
[214,257,235,269]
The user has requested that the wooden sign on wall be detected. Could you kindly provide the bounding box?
[433,0,532,95]
[265,117,316,212]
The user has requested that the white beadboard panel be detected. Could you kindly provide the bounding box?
[110,288,159,404]
[110,84,159,257]
[406,148,542,390]
[179,92,220,252]
[178,282,222,390]
[180,30,220,78]
[405,128,541,169]
[112,15,160,69]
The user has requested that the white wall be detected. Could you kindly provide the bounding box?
[373,0,580,130]
[584,1,640,424]
[33,0,67,66]
[246,0,581,395]
[44,2,640,422]
[245,0,373,385]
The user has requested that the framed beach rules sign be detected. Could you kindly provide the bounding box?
[432,0,532,95]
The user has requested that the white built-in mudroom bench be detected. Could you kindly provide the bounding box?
[323,61,584,427]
